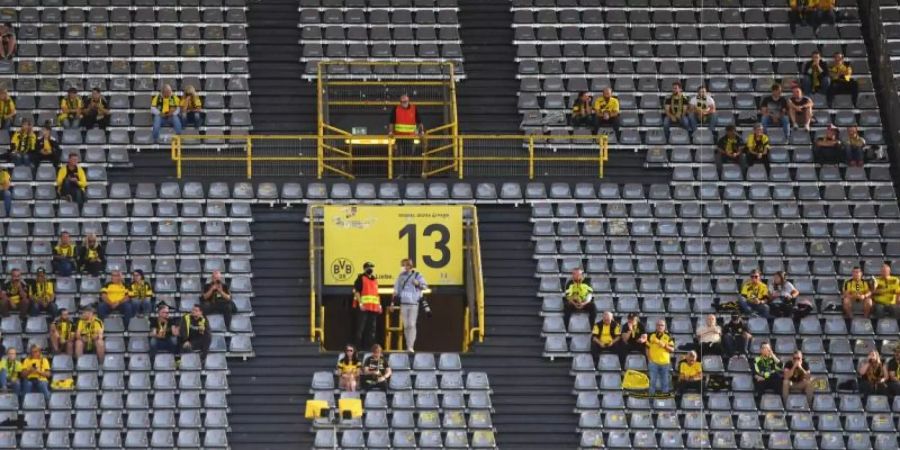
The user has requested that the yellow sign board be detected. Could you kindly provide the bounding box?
[323,205,464,286]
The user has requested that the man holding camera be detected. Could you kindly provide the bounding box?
[201,270,235,331]
[393,259,428,353]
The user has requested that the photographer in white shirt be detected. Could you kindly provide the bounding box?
[393,259,428,352]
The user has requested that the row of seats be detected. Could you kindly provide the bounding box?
[8,428,229,449]
[14,24,247,42]
[300,9,459,24]
[6,7,247,23]
[579,429,896,450]
[313,429,497,449]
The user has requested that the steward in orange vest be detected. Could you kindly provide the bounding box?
[353,262,383,350]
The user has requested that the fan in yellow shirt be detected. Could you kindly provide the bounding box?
[58,87,83,129]
[872,263,900,319]
[21,344,51,400]
[0,348,23,394]
[99,270,134,329]
[647,320,675,396]
[842,266,873,319]
[827,53,858,105]
[745,123,771,169]
[739,270,771,319]
[677,351,703,394]
[592,87,620,134]
[75,306,106,359]
[0,167,10,217]
[335,345,361,392]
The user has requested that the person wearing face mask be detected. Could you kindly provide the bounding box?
[393,259,428,353]
[353,262,382,351]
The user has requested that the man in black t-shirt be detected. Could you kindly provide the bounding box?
[362,344,392,391]
[759,84,790,138]
[180,304,211,358]
[200,270,235,330]
[787,85,814,132]
[722,314,752,358]
[782,350,814,403]
[149,304,179,358]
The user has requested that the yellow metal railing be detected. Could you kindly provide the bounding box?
[170,133,608,179]
[465,206,485,350]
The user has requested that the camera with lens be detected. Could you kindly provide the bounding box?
[421,299,433,318]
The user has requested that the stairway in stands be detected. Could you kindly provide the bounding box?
[463,205,579,449]
[247,0,317,133]
[456,0,521,133]
[228,206,332,450]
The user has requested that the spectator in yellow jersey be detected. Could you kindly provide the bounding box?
[21,344,50,400]
[82,88,109,130]
[180,304,211,358]
[570,91,595,129]
[0,268,31,319]
[789,0,816,31]
[149,304,179,358]
[816,0,837,26]
[35,121,62,168]
[872,262,900,319]
[128,270,154,318]
[7,118,36,167]
[801,51,830,95]
[787,85,814,132]
[0,87,15,130]
[590,311,622,365]
[56,152,87,207]
[98,270,134,328]
[842,266,873,319]
[180,84,204,132]
[28,268,56,317]
[827,53,858,105]
[0,348,22,398]
[77,232,105,276]
[688,86,717,135]
[715,125,745,172]
[647,319,675,396]
[151,84,183,143]
[814,124,843,165]
[739,269,771,318]
[57,87,83,129]
[52,231,77,277]
[844,125,867,168]
[49,308,74,355]
[0,167,10,217]
[562,268,596,328]
[593,87,620,135]
[336,344,361,392]
[745,123,771,169]
[75,306,105,359]
[677,351,703,394]
[663,82,693,138]
[782,350,815,404]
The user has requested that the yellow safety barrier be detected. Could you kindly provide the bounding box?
[170,133,608,179]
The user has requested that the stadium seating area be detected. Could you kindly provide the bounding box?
[0,0,252,150]
[298,0,465,78]
[884,0,900,97]
[310,352,496,449]
[0,180,256,448]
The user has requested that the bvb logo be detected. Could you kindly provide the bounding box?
[331,258,354,282]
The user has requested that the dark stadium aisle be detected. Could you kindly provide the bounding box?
[228,206,332,450]
[247,0,317,133]
[455,0,522,133]
[464,205,580,449]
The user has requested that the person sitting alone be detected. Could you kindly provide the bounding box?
[49,308,74,355]
[745,123,771,168]
[55,152,87,207]
[0,22,15,60]
[361,344,392,391]
[75,306,105,360]
[201,270,235,331]
[562,268,596,329]
[844,125,866,168]
[336,344,361,392]
[57,87,83,129]
[715,125,745,172]
[77,233,105,277]
[0,167,10,217]
[753,343,784,395]
[0,87,15,130]
[677,351,703,394]
[814,125,843,165]
[35,121,62,168]
[149,304,179,358]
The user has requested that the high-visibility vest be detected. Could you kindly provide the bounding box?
[393,104,418,135]
[359,275,382,314]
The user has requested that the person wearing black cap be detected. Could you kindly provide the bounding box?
[722,313,752,358]
[28,268,56,318]
[57,87,83,129]
[353,262,382,350]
